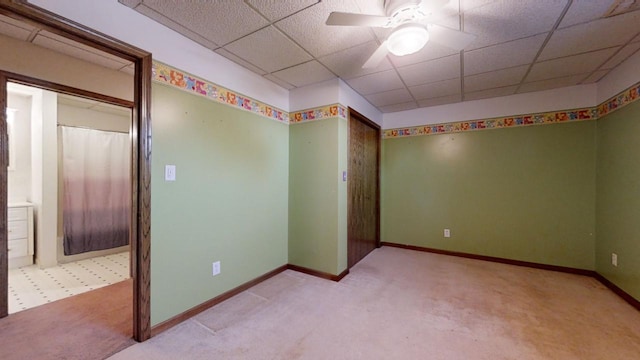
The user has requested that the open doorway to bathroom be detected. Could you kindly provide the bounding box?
[0,0,151,344]
[7,83,132,314]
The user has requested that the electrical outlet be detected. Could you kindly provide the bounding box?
[611,253,618,267]
[444,229,450,238]
[212,261,221,276]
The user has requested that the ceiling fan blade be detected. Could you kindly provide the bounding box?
[420,0,450,13]
[427,24,476,50]
[362,41,390,69]
[326,12,390,27]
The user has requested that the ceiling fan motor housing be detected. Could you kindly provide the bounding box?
[384,0,426,27]
[384,0,423,16]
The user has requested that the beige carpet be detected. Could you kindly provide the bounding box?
[110,247,640,359]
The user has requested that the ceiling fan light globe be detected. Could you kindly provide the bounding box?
[387,24,429,56]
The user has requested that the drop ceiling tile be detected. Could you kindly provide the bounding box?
[464,34,546,75]
[379,101,418,113]
[464,65,528,92]
[139,0,268,45]
[526,48,618,82]
[118,0,142,7]
[58,94,93,109]
[518,73,589,94]
[461,0,498,12]
[464,85,517,101]
[120,64,135,75]
[271,61,335,87]
[135,4,218,49]
[558,1,615,29]
[275,0,375,57]
[464,0,566,50]
[224,26,312,73]
[215,48,268,75]
[389,41,460,68]
[0,14,35,30]
[409,78,460,100]
[246,0,320,21]
[33,31,131,70]
[365,88,414,107]
[417,94,461,108]
[397,54,460,87]
[600,42,640,69]
[581,69,609,84]
[428,6,463,28]
[346,70,404,96]
[58,96,122,117]
[0,21,32,41]
[540,10,640,60]
[319,41,393,79]
[91,103,131,117]
[264,74,296,90]
[352,0,386,16]
[59,95,130,116]
[0,14,36,41]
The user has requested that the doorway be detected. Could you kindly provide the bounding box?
[0,1,152,342]
[7,83,132,313]
[347,108,380,268]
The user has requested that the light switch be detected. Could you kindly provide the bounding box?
[342,171,347,182]
[165,165,176,181]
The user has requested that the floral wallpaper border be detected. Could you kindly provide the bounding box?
[383,80,640,139]
[383,107,598,138]
[597,81,640,118]
[152,62,289,123]
[289,104,348,124]
[153,61,349,126]
[151,61,639,135]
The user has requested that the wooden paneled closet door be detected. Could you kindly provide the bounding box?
[348,108,380,268]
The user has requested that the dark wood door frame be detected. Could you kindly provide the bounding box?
[0,0,152,341]
[347,107,381,268]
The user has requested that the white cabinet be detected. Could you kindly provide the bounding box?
[8,202,34,268]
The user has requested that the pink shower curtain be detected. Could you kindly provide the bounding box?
[61,126,130,255]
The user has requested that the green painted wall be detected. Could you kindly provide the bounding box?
[149,76,640,325]
[381,121,597,269]
[596,100,640,301]
[289,118,346,275]
[150,84,289,325]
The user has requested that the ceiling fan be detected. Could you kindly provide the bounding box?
[325,0,476,68]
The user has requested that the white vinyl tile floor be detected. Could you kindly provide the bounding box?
[8,252,130,314]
